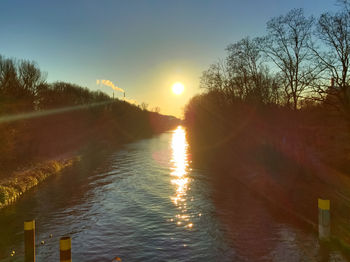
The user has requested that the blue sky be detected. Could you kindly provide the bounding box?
[0,0,339,117]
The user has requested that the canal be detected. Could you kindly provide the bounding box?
[0,126,348,261]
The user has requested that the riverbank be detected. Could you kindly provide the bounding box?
[184,89,350,255]
[191,138,350,257]
[0,154,80,209]
[0,120,180,210]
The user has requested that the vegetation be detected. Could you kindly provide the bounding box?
[0,157,77,207]
[185,2,350,246]
[0,55,179,175]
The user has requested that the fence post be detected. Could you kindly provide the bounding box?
[24,220,35,262]
[60,236,72,262]
[318,198,330,240]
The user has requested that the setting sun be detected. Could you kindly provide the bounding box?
[172,82,185,95]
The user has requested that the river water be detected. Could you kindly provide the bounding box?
[0,126,348,261]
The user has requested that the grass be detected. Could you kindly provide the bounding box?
[0,156,79,208]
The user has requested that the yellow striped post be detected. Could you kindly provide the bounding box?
[318,198,330,240]
[24,220,35,262]
[60,236,72,262]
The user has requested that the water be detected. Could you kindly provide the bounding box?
[0,126,348,261]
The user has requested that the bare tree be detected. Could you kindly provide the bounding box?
[0,57,20,98]
[152,106,161,114]
[0,57,47,111]
[200,37,281,105]
[261,8,316,109]
[18,60,46,108]
[227,37,261,89]
[226,37,260,101]
[311,9,350,115]
[226,37,280,104]
[18,61,45,95]
[140,102,149,111]
[337,0,350,11]
[200,60,230,92]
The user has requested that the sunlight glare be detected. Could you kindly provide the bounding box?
[172,82,185,95]
[170,126,194,229]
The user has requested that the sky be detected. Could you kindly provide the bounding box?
[0,0,339,117]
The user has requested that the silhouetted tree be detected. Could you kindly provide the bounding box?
[227,37,281,104]
[18,60,46,108]
[141,102,149,111]
[200,38,281,106]
[310,8,350,116]
[0,57,46,112]
[0,57,21,110]
[0,55,178,170]
[227,37,261,99]
[262,9,316,109]
[152,106,161,114]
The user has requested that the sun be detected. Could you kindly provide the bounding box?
[172,82,185,95]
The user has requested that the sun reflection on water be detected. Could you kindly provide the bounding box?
[170,126,193,229]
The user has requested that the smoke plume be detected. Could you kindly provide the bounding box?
[122,97,137,104]
[96,79,124,93]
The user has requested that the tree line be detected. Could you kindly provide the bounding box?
[195,2,350,116]
[185,1,350,174]
[183,2,350,244]
[0,55,112,112]
[0,56,178,173]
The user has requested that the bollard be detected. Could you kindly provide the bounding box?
[60,236,72,262]
[318,198,330,240]
[24,220,35,262]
